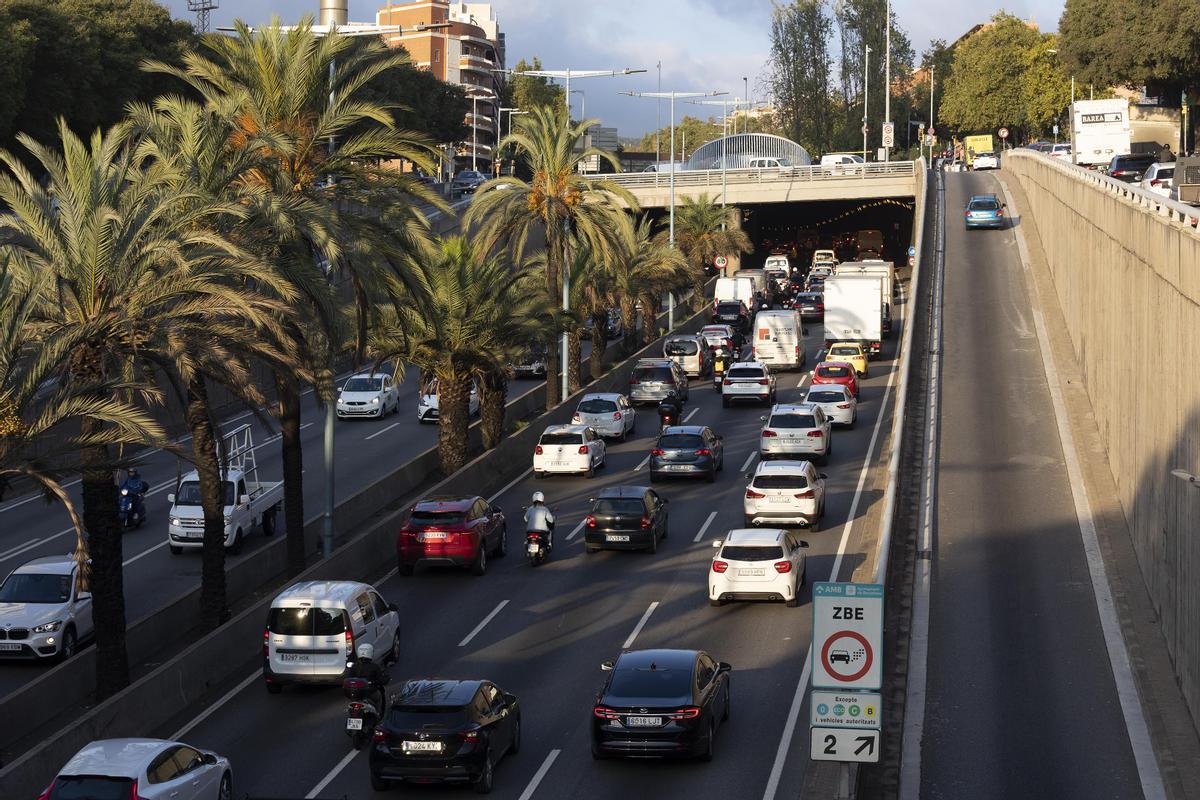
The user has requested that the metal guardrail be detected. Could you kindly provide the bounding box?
[588,161,918,190]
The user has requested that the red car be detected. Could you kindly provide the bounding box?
[397,495,507,576]
[812,360,859,398]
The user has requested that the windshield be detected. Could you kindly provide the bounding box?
[807,390,846,403]
[830,346,861,357]
[633,367,675,383]
[175,480,235,507]
[658,434,704,449]
[818,365,851,378]
[665,340,699,356]
[753,474,809,489]
[0,573,71,603]
[410,509,467,527]
[721,545,784,561]
[540,432,583,445]
[769,414,817,429]
[578,398,618,414]
[343,377,383,392]
[387,707,468,727]
[608,667,691,699]
[727,367,764,379]
[266,607,347,636]
[716,303,743,315]
[969,200,1000,211]
[593,498,644,515]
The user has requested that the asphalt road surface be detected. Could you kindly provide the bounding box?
[920,170,1143,797]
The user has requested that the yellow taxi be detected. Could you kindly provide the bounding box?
[826,341,869,377]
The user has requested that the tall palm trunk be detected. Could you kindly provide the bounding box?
[276,373,306,575]
[187,375,228,630]
[480,369,508,450]
[692,267,709,312]
[619,297,639,353]
[588,311,608,380]
[568,329,583,394]
[641,293,659,344]
[544,231,562,408]
[436,373,472,475]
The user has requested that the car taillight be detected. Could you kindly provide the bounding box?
[774,560,793,573]
[640,516,652,528]
[460,729,481,743]
[837,403,851,409]
[614,411,622,420]
[651,448,665,456]
[578,445,589,455]
[746,488,765,499]
[795,490,814,499]
[762,430,777,438]
[594,706,621,720]
[586,515,597,528]
[1151,179,1162,186]
[263,627,270,657]
[37,781,54,800]
[668,706,702,720]
[373,728,387,743]
[629,377,640,385]
[817,304,824,311]
[807,430,824,438]
[711,560,729,573]
[758,378,769,386]
[535,445,543,455]
[722,377,732,385]
[696,448,712,456]
[996,209,1004,217]
[345,629,354,651]
[129,779,141,800]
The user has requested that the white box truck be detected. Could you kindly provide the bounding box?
[1072,98,1131,168]
[823,274,885,356]
[835,261,896,303]
[167,424,283,555]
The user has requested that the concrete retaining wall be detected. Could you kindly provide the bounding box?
[1004,150,1200,729]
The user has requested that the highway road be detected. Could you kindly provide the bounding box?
[919,171,1144,797]
[147,294,906,800]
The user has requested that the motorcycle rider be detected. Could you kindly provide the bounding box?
[658,389,684,427]
[120,468,148,522]
[347,643,388,713]
[524,491,556,551]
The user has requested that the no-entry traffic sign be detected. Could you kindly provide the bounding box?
[998,127,1010,139]
[812,583,883,690]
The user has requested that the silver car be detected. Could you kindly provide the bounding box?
[628,359,689,406]
[0,554,93,661]
[47,738,232,800]
[573,392,637,440]
[759,403,832,464]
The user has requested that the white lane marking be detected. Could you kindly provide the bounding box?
[488,469,532,503]
[622,601,659,649]
[305,748,359,799]
[739,450,758,473]
[516,749,562,800]
[634,454,651,472]
[997,179,1167,800]
[0,533,62,563]
[300,422,314,430]
[172,670,260,740]
[458,600,509,648]
[566,520,587,541]
[123,540,167,566]
[365,422,401,441]
[0,478,81,514]
[683,407,700,422]
[762,293,903,800]
[693,511,718,543]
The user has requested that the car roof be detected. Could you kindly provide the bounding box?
[828,341,864,349]
[59,738,174,778]
[660,425,708,436]
[817,360,855,369]
[13,555,76,575]
[615,648,698,670]
[542,424,591,435]
[729,361,766,369]
[595,485,650,499]
[807,383,850,394]
[770,403,818,415]
[394,679,482,707]
[413,496,479,511]
[635,358,676,366]
[754,460,813,475]
[580,392,623,402]
[968,194,999,202]
[722,528,789,546]
[346,372,387,380]
[271,580,375,607]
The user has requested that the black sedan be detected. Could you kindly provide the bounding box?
[584,486,669,554]
[592,649,731,760]
[793,291,824,321]
[370,679,520,793]
[451,170,488,194]
[650,426,724,483]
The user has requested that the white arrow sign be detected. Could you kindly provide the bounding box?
[810,728,881,763]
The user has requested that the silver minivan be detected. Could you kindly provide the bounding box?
[663,335,712,377]
[263,580,400,693]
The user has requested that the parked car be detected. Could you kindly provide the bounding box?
[812,360,859,398]
[512,345,548,379]
[972,152,1000,170]
[964,193,1006,230]
[336,372,400,419]
[709,529,808,607]
[397,496,508,576]
[533,424,606,478]
[804,383,858,427]
[583,486,669,553]
[592,649,731,760]
[759,403,832,464]
[1107,153,1156,182]
[628,358,689,406]
[793,292,824,321]
[40,739,232,800]
[417,378,479,423]
[721,361,777,407]
[0,555,92,662]
[451,170,487,194]
[650,426,725,483]
[826,341,869,376]
[1138,163,1175,198]
[743,460,826,529]
[370,679,520,793]
[263,580,400,691]
[573,393,636,441]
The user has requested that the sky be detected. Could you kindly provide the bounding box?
[163,0,1065,137]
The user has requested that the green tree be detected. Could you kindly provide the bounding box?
[909,40,954,139]
[504,57,566,112]
[831,0,915,153]
[670,194,753,311]
[768,0,835,153]
[609,215,688,353]
[357,42,470,146]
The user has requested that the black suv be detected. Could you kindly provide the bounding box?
[370,679,521,793]
[1107,154,1156,182]
[584,486,669,554]
[712,300,750,333]
[592,649,732,760]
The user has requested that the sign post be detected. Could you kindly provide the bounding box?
[998,126,1010,151]
[882,122,895,148]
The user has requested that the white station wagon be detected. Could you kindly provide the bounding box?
[533,424,607,478]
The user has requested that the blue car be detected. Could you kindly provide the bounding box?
[649,425,725,483]
[965,194,1006,229]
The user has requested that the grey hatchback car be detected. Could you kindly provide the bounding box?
[628,359,689,406]
[650,426,725,483]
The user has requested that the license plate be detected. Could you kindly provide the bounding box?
[665,464,691,471]
[346,718,363,730]
[403,741,443,752]
[0,643,21,651]
[279,653,310,662]
[419,532,447,541]
[738,568,766,576]
[551,461,570,467]
[626,716,663,727]
[606,535,630,542]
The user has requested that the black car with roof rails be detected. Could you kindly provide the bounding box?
[369,678,520,793]
[592,648,731,760]
[712,300,751,333]
[649,425,724,483]
[1107,153,1156,182]
[584,486,669,554]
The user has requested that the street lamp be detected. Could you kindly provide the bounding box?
[466,89,494,172]
[498,106,527,176]
[622,88,727,329]
[863,44,872,162]
[884,0,891,161]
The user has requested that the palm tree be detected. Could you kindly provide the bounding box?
[464,105,636,408]
[610,214,689,353]
[671,193,753,310]
[372,236,548,476]
[149,18,443,575]
[0,120,257,698]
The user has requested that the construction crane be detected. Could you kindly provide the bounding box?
[187,0,218,33]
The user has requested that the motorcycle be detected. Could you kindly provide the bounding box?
[343,675,385,750]
[712,349,729,389]
[658,404,680,431]
[523,507,555,566]
[118,487,145,529]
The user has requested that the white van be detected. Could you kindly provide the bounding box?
[263,580,400,693]
[714,276,755,309]
[751,309,806,370]
[734,269,769,297]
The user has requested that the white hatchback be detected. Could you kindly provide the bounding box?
[47,738,232,800]
[743,460,826,529]
[336,372,399,419]
[709,528,808,607]
[721,361,777,407]
[533,425,606,478]
[804,384,858,427]
[760,403,832,464]
[573,393,636,441]
[417,378,479,423]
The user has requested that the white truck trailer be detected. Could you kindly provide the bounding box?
[823,274,885,356]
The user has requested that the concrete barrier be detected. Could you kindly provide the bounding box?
[0,302,708,797]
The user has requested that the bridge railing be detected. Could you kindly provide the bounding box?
[587,160,917,190]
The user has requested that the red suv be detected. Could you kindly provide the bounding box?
[812,360,860,398]
[398,496,507,576]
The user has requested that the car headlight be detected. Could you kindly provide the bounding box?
[33,620,62,633]
[224,516,232,525]
[121,488,129,496]
[170,517,181,526]
[370,396,380,404]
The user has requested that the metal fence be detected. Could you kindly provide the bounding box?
[685,132,812,169]
[590,160,917,191]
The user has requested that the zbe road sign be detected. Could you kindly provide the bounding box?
[812,583,883,691]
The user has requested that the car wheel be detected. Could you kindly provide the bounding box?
[647,531,658,554]
[59,626,77,662]
[591,742,607,760]
[495,524,508,557]
[534,470,544,479]
[744,515,754,527]
[709,597,724,607]
[473,750,494,794]
[371,772,390,791]
[722,686,731,721]
[261,509,277,537]
[810,514,820,533]
[229,529,244,555]
[786,593,801,608]
[266,682,283,694]
[218,772,232,800]
[700,721,716,762]
[388,631,401,664]
[471,544,488,576]
[585,464,595,479]
[619,427,627,443]
[649,472,660,484]
[849,412,857,429]
[510,717,521,754]
[706,466,716,483]
[585,544,600,554]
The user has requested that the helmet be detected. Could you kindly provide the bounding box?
[127,468,139,478]
[356,643,374,661]
[531,491,545,505]
[666,389,677,400]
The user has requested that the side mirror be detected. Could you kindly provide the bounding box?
[601,660,615,672]
[819,473,828,479]
[167,493,176,504]
[718,662,733,672]
[798,540,811,548]
[77,592,92,601]
[347,661,355,670]
[202,753,218,766]
[240,494,251,506]
[759,415,767,422]
[504,692,519,706]
[712,540,723,549]
[389,603,400,613]
[661,497,669,504]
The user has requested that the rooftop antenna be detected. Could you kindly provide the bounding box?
[186,0,218,33]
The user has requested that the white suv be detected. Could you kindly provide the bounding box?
[743,460,826,529]
[709,528,809,607]
[760,403,832,464]
[0,555,92,662]
[533,424,606,478]
[721,361,777,407]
